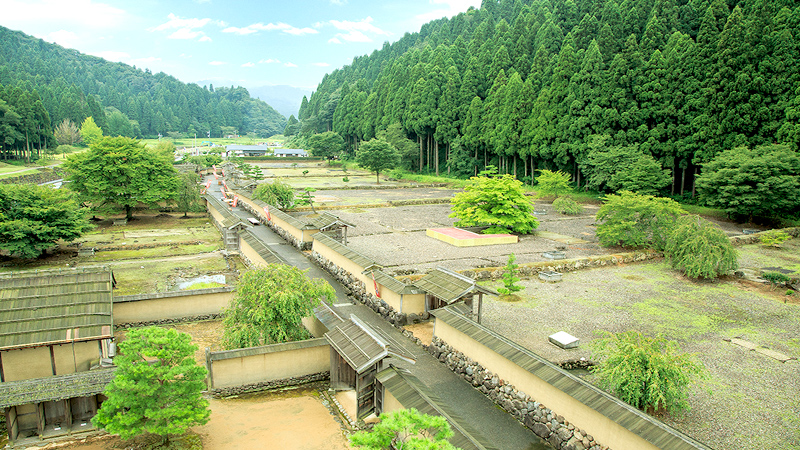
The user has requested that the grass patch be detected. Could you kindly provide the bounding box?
[111,254,229,296]
[91,243,221,261]
[682,204,728,219]
[185,281,226,290]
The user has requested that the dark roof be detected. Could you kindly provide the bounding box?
[204,194,250,229]
[431,306,713,450]
[307,212,355,231]
[273,148,308,156]
[415,267,498,303]
[228,145,270,151]
[313,302,346,332]
[208,337,328,361]
[377,366,498,450]
[325,316,388,373]
[239,229,285,265]
[0,368,116,408]
[267,205,308,230]
[313,233,376,269]
[362,269,424,295]
[0,266,114,350]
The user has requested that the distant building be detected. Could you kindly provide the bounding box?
[273,148,309,157]
[227,145,271,157]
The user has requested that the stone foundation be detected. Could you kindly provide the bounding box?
[115,313,223,329]
[210,372,329,397]
[429,336,609,450]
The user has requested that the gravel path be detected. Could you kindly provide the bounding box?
[480,263,800,450]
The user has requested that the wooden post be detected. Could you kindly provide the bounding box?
[205,347,214,390]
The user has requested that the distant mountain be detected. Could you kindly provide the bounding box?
[248,85,312,120]
[0,26,287,139]
[195,79,310,119]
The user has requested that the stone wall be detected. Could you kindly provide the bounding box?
[114,313,223,329]
[429,336,608,450]
[311,250,417,331]
[728,227,800,246]
[209,372,329,398]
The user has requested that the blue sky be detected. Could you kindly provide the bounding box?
[0,0,481,90]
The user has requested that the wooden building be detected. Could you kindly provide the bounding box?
[414,267,498,322]
[0,266,116,445]
[324,315,414,420]
[204,194,251,251]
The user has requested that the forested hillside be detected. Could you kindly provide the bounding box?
[299,0,800,195]
[0,25,287,154]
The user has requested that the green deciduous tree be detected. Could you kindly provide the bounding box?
[350,408,457,450]
[356,138,401,184]
[253,179,295,209]
[582,136,671,195]
[173,172,203,218]
[0,184,93,258]
[92,327,210,444]
[63,136,179,220]
[307,131,345,160]
[79,116,103,146]
[596,191,685,250]
[664,215,738,279]
[222,265,335,349]
[534,169,573,198]
[695,144,800,221]
[450,167,539,234]
[590,330,706,415]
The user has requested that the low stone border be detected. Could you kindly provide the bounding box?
[728,227,800,246]
[114,313,223,329]
[429,336,608,450]
[210,372,329,398]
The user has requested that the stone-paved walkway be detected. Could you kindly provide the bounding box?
[205,177,548,449]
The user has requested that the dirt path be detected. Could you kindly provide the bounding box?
[42,389,351,450]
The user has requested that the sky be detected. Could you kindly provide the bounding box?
[0,0,482,91]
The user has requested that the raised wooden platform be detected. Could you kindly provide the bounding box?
[426,227,518,247]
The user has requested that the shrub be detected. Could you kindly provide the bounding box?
[535,169,573,198]
[253,179,294,209]
[350,408,456,450]
[450,166,539,234]
[596,191,685,251]
[760,229,790,248]
[552,196,584,215]
[498,253,523,295]
[762,271,790,289]
[664,215,739,279]
[590,331,706,415]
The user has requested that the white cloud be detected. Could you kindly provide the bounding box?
[42,30,79,48]
[0,0,128,30]
[209,61,226,66]
[180,53,192,59]
[152,13,220,41]
[222,22,318,36]
[241,62,255,67]
[91,50,130,62]
[152,13,211,31]
[323,17,389,43]
[415,0,481,25]
[329,0,347,5]
[258,58,281,64]
[312,62,331,67]
[284,62,298,68]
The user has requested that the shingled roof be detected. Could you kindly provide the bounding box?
[415,267,498,303]
[239,228,285,265]
[363,269,424,295]
[377,366,498,450]
[0,368,117,408]
[432,306,713,450]
[313,233,376,269]
[0,266,114,350]
[307,212,355,231]
[325,316,388,374]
